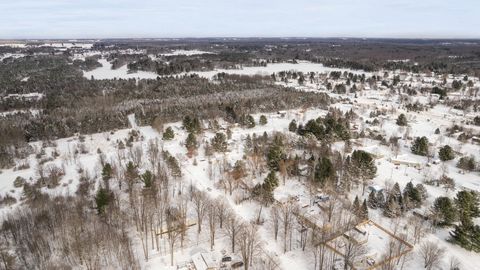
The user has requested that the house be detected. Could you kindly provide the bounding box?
[277,110,287,118]
[298,163,310,176]
[390,156,421,169]
[368,185,384,193]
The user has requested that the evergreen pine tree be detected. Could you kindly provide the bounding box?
[183,116,201,133]
[416,184,428,200]
[391,183,402,200]
[433,196,456,226]
[396,113,408,126]
[263,171,279,191]
[384,196,401,218]
[288,120,297,132]
[450,217,480,252]
[259,115,268,125]
[353,196,360,215]
[211,132,228,152]
[368,190,378,209]
[398,194,405,213]
[140,170,154,188]
[349,150,377,190]
[245,115,255,128]
[449,190,480,251]
[403,181,414,196]
[411,136,429,156]
[163,127,175,140]
[186,132,198,152]
[124,161,138,191]
[244,134,253,154]
[125,161,138,182]
[253,171,279,204]
[455,191,480,220]
[439,145,455,161]
[314,157,334,187]
[102,163,112,182]
[267,136,285,171]
[376,190,386,208]
[95,188,111,214]
[361,199,369,220]
[403,182,422,209]
[457,156,476,171]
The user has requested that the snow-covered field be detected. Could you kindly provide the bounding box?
[83,58,160,80]
[83,59,369,80]
[160,49,214,56]
[183,60,370,78]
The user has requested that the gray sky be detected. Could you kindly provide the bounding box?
[1,0,479,39]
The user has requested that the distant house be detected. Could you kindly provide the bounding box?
[368,185,384,193]
[399,72,408,81]
[430,93,441,102]
[389,156,421,169]
[277,110,287,118]
[298,163,310,176]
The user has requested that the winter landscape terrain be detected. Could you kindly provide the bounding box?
[0,38,480,270]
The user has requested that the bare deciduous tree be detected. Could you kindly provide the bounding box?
[165,206,183,266]
[130,145,143,168]
[215,198,228,229]
[420,241,446,270]
[147,139,160,174]
[271,204,280,241]
[237,223,261,270]
[191,189,208,234]
[279,201,297,253]
[225,211,242,253]
[449,256,461,270]
[343,238,366,270]
[207,199,218,249]
[409,215,428,244]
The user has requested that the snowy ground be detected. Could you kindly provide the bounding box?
[160,49,215,56]
[83,59,370,80]
[83,58,160,80]
[2,67,480,269]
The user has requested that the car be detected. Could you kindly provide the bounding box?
[221,256,232,262]
[314,194,329,203]
[231,261,244,268]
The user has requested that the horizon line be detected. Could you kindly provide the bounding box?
[1,36,480,42]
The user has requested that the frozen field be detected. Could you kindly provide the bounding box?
[83,59,370,80]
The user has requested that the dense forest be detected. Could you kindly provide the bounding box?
[0,54,329,168]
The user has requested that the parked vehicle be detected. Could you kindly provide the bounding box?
[231,261,244,268]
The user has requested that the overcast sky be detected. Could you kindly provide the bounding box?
[1,0,479,39]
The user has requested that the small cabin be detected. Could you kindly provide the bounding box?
[368,185,384,193]
[277,110,287,118]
